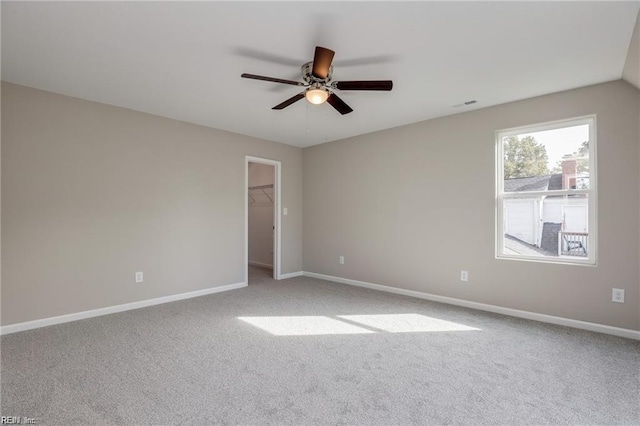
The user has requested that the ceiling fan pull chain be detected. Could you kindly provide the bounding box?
[305,101,310,133]
[325,110,329,141]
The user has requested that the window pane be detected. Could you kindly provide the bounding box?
[503,125,590,192]
[502,194,589,259]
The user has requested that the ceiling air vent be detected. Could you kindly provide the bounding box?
[453,100,478,108]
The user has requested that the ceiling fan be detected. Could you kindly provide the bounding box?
[241,46,393,115]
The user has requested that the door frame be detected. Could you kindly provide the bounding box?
[245,156,282,282]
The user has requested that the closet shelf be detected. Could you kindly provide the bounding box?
[248,184,274,204]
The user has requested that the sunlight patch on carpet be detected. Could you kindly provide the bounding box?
[238,316,374,336]
[238,314,479,336]
[338,314,480,332]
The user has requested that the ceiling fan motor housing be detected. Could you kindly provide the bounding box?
[302,61,333,84]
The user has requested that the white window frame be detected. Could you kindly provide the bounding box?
[496,115,597,265]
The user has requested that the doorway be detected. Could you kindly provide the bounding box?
[245,156,281,284]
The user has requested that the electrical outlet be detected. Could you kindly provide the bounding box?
[612,288,625,303]
[339,256,345,265]
[460,270,469,282]
[135,271,144,283]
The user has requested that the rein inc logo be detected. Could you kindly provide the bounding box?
[1,417,37,424]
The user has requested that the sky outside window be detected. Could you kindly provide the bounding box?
[519,124,589,169]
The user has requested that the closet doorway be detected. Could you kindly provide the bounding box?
[245,156,281,283]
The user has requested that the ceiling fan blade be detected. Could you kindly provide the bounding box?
[311,46,335,79]
[326,93,353,115]
[334,80,393,91]
[272,92,306,110]
[241,73,304,86]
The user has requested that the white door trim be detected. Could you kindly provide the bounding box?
[245,156,282,281]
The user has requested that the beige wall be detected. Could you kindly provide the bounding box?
[248,162,275,187]
[1,82,303,325]
[3,80,639,332]
[303,80,640,331]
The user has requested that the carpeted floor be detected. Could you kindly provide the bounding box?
[1,265,639,425]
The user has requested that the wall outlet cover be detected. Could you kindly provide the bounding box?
[612,288,625,303]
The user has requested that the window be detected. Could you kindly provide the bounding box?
[496,116,596,265]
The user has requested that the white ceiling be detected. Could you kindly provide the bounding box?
[2,1,639,148]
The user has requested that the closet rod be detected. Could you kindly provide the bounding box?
[248,184,274,190]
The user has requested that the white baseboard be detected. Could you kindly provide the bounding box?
[303,271,640,340]
[0,281,247,336]
[248,261,273,269]
[279,271,304,280]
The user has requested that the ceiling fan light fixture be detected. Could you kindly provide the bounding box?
[305,87,330,105]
